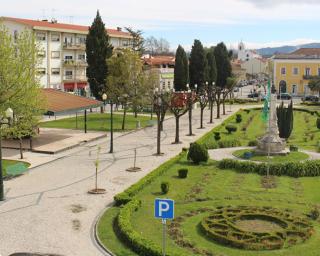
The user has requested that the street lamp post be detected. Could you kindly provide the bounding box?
[102,93,107,112]
[0,108,14,201]
[109,99,114,153]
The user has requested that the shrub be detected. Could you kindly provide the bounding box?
[236,114,242,123]
[214,132,221,141]
[225,124,237,134]
[178,168,188,178]
[308,208,320,220]
[248,140,258,146]
[289,145,298,152]
[187,142,209,164]
[244,109,251,114]
[161,182,169,194]
[218,159,320,177]
[218,139,241,148]
[317,118,320,129]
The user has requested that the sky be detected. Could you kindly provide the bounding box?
[2,0,320,51]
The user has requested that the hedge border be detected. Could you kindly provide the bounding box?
[218,158,320,177]
[200,206,313,251]
[114,153,184,206]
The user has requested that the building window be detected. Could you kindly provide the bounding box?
[305,68,311,76]
[78,54,85,60]
[38,50,46,57]
[168,81,171,86]
[51,33,60,42]
[36,32,46,41]
[76,36,86,45]
[293,67,299,75]
[281,67,286,75]
[37,68,46,75]
[65,70,73,76]
[162,81,166,86]
[65,55,73,60]
[51,51,60,59]
[122,40,128,46]
[51,68,60,75]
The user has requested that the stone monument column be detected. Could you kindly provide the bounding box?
[256,93,287,155]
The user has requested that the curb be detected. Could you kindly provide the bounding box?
[92,205,115,256]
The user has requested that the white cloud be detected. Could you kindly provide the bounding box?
[3,0,320,31]
[241,0,320,8]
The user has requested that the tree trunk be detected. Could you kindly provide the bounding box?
[188,105,193,135]
[216,101,221,119]
[100,106,104,113]
[209,100,214,123]
[222,98,226,115]
[122,104,127,130]
[134,109,138,118]
[157,112,161,155]
[19,138,23,159]
[29,137,33,151]
[174,116,180,143]
[200,107,204,128]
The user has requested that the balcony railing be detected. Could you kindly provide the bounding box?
[303,75,320,80]
[63,60,87,67]
[63,75,87,82]
[63,42,86,50]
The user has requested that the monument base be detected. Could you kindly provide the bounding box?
[255,134,287,156]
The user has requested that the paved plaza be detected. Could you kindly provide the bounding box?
[0,106,239,256]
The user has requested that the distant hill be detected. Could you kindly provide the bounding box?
[256,43,320,56]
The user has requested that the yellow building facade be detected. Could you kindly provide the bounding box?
[273,49,320,96]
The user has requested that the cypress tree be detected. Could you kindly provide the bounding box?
[276,100,293,139]
[174,45,189,91]
[86,10,113,100]
[206,48,217,85]
[189,39,206,89]
[214,42,232,118]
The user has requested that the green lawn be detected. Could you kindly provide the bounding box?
[97,108,320,256]
[232,149,310,163]
[98,157,320,256]
[2,159,30,177]
[39,113,156,132]
[200,108,320,152]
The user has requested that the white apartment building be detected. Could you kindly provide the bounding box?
[0,17,133,95]
[142,54,175,91]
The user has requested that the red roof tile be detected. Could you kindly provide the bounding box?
[143,55,175,66]
[2,16,131,37]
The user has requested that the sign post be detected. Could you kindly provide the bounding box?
[155,198,174,256]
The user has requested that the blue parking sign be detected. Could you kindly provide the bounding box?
[154,198,174,219]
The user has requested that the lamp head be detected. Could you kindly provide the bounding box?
[5,108,13,119]
[102,93,107,101]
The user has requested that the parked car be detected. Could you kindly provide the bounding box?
[248,92,259,98]
[277,93,292,100]
[302,95,319,102]
[233,87,240,92]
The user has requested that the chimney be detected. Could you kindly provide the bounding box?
[117,27,122,32]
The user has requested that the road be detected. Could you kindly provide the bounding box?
[0,106,240,256]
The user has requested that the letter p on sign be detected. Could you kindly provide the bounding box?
[155,198,174,220]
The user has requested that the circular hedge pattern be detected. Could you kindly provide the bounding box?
[200,206,313,250]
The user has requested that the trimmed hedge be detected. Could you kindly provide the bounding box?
[115,199,164,256]
[114,154,183,206]
[218,158,320,177]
